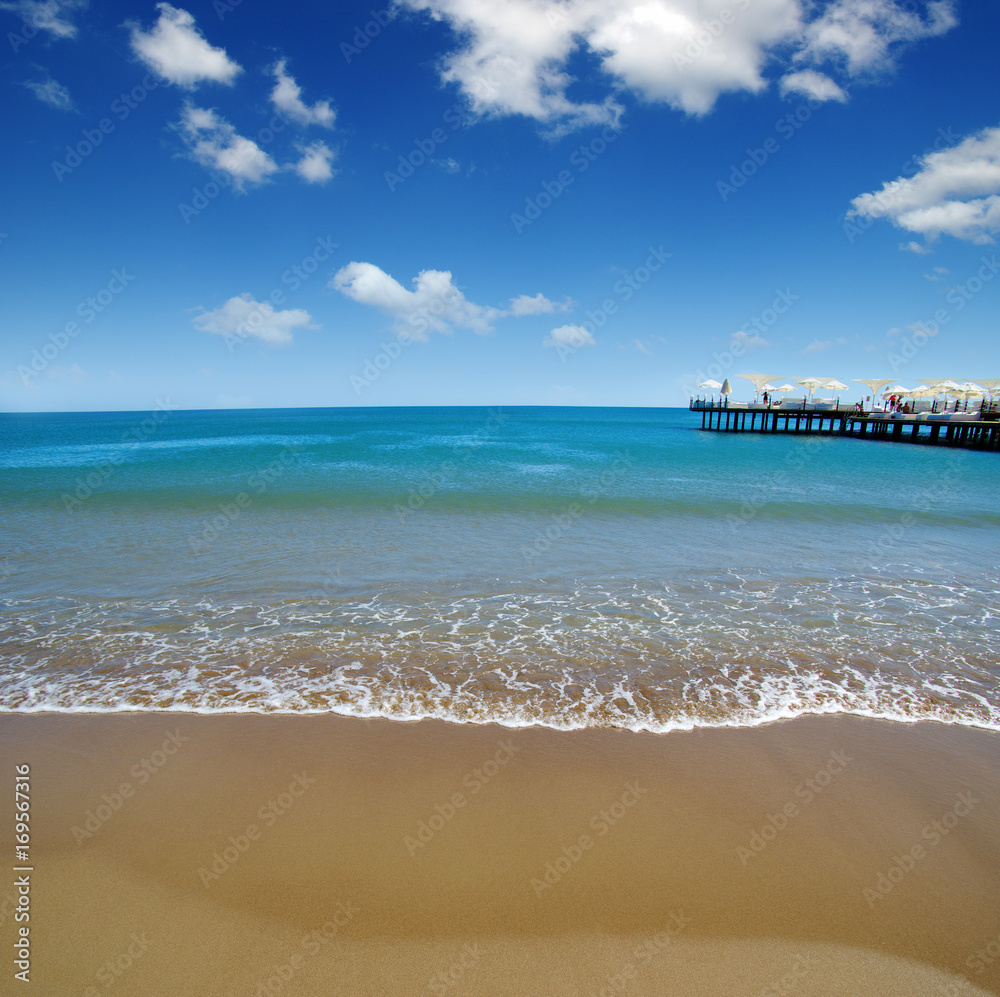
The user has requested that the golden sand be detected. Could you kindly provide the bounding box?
[1,712,998,996]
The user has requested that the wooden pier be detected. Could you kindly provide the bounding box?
[690,401,1000,451]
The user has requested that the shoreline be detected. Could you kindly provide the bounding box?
[1,710,998,994]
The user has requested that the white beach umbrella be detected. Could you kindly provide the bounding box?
[823,379,849,391]
[698,379,723,390]
[797,376,826,400]
[739,373,784,397]
[720,378,732,396]
[973,378,1000,398]
[882,384,910,395]
[774,383,796,393]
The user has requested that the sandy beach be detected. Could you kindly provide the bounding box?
[1,711,997,996]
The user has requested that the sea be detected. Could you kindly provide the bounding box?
[1,405,998,731]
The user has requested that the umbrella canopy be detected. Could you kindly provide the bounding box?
[698,379,723,389]
[823,379,849,391]
[855,378,895,399]
[797,376,827,400]
[739,373,784,394]
[882,384,910,394]
[720,378,732,395]
[774,383,796,392]
[973,378,1000,397]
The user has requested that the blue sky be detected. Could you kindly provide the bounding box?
[1,0,998,411]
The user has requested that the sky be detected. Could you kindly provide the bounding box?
[1,0,998,411]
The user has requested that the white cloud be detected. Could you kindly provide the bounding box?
[270,60,335,128]
[0,0,85,38]
[731,329,769,350]
[848,124,1000,245]
[397,0,955,128]
[900,239,932,254]
[332,262,502,339]
[801,338,832,354]
[507,292,573,316]
[634,338,653,356]
[193,293,317,347]
[129,3,241,89]
[46,363,87,381]
[544,324,595,350]
[294,141,335,183]
[23,76,73,110]
[177,104,279,190]
[796,0,956,76]
[779,69,846,103]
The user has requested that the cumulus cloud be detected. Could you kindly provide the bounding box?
[0,0,85,38]
[801,338,832,354]
[731,329,769,350]
[129,3,241,89]
[544,324,595,350]
[900,239,932,254]
[177,104,279,189]
[332,262,505,339]
[23,76,73,110]
[779,69,846,103]
[270,60,335,127]
[507,292,573,316]
[397,0,955,127]
[294,141,335,183]
[848,124,1000,245]
[193,293,317,346]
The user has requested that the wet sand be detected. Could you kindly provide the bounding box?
[1,711,998,996]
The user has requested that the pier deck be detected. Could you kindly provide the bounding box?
[689,401,1000,451]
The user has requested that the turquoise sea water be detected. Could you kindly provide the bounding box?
[1,405,998,730]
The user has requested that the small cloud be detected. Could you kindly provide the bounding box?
[507,292,573,317]
[294,141,335,184]
[634,338,653,356]
[22,76,73,110]
[800,338,832,354]
[835,337,847,345]
[544,324,595,350]
[128,3,242,89]
[270,59,335,128]
[900,240,932,254]
[731,329,769,350]
[779,70,847,103]
[193,292,317,346]
[0,0,85,39]
[886,327,902,339]
[177,104,279,190]
[46,363,86,381]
